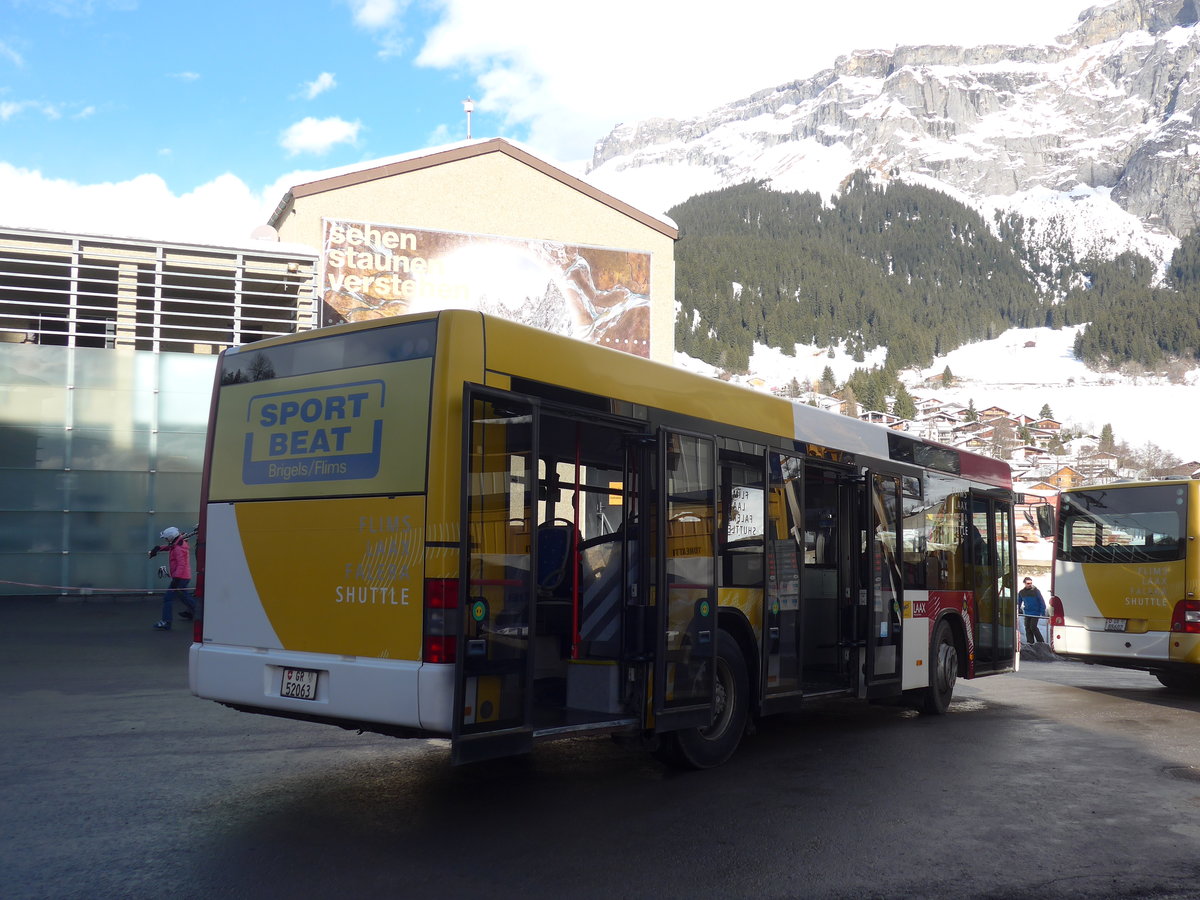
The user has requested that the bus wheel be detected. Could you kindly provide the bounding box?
[921,620,958,715]
[665,634,750,769]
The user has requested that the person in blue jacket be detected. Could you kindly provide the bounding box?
[1018,577,1047,644]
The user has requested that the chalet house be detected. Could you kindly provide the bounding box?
[1025,480,1059,493]
[979,405,1012,420]
[1079,450,1119,472]
[914,412,959,442]
[1047,466,1085,489]
[1011,446,1053,465]
[914,396,944,413]
[860,410,901,426]
[1033,418,1062,432]
[957,435,991,451]
[954,421,992,436]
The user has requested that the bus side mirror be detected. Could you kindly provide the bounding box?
[1036,505,1055,539]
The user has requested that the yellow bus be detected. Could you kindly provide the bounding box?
[189,310,1018,766]
[1046,479,1200,690]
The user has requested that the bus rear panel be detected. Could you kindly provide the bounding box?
[189,316,456,736]
[1051,480,1200,681]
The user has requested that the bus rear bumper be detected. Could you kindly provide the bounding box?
[189,643,455,734]
[1051,625,1170,667]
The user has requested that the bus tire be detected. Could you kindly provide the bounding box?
[921,619,958,715]
[660,633,750,769]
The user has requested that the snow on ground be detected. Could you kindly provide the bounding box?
[911,326,1200,461]
[677,324,1200,462]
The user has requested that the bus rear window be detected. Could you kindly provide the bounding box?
[1058,484,1187,564]
[219,319,436,384]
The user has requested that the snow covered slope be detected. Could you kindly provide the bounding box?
[587,0,1200,268]
[678,325,1199,461]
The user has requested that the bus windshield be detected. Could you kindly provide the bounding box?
[1058,483,1188,564]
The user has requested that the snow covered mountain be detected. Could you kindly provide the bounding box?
[586,0,1199,270]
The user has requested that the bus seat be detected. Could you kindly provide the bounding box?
[537,521,576,595]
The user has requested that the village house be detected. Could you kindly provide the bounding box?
[1046,465,1086,489]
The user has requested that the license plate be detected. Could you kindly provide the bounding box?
[1104,618,1127,633]
[281,667,318,700]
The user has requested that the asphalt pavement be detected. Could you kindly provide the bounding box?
[5,596,1200,900]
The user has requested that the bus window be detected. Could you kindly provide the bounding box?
[1058,484,1187,564]
[923,472,968,592]
[720,453,766,589]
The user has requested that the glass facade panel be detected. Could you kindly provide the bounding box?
[3,383,68,425]
[0,511,64,553]
[72,386,142,429]
[0,424,67,468]
[0,342,215,596]
[67,471,154,511]
[69,427,152,471]
[74,346,141,388]
[1,470,70,510]
[70,551,149,593]
[154,474,203,514]
[67,512,153,554]
[159,352,218,428]
[155,431,206,472]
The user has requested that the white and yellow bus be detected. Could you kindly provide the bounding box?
[189,310,1018,766]
[1047,479,1200,690]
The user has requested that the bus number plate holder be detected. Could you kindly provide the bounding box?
[281,667,319,700]
[1104,618,1127,633]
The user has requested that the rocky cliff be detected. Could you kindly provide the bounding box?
[588,0,1200,255]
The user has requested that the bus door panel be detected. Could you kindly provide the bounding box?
[785,462,851,701]
[653,428,718,732]
[967,493,1017,673]
[863,473,903,695]
[453,388,538,764]
[762,452,805,706]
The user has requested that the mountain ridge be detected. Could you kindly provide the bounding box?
[585,0,1200,268]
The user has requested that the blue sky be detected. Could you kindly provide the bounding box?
[1,1,482,191]
[0,0,1092,243]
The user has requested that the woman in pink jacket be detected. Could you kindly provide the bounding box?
[149,526,196,630]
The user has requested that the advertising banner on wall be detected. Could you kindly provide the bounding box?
[321,219,652,357]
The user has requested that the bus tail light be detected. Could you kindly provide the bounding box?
[1050,595,1065,628]
[423,578,458,664]
[1171,599,1200,634]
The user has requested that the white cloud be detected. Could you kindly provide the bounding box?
[346,0,404,29]
[0,100,59,121]
[415,0,1091,163]
[168,71,200,81]
[279,116,361,155]
[0,40,23,67]
[0,163,280,245]
[303,71,337,99]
